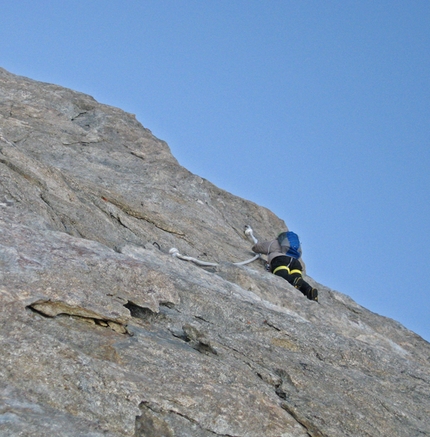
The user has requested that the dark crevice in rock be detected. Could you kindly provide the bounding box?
[275,386,287,400]
[109,211,133,232]
[192,341,218,356]
[170,324,218,356]
[280,402,326,437]
[26,304,52,318]
[181,324,218,356]
[90,197,141,240]
[263,319,282,331]
[26,303,129,334]
[135,401,234,437]
[0,156,43,190]
[130,150,146,161]
[194,314,212,324]
[272,370,325,437]
[160,301,177,310]
[71,110,99,131]
[273,368,296,399]
[71,111,87,121]
[124,301,157,321]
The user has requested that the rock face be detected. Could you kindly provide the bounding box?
[1,67,429,437]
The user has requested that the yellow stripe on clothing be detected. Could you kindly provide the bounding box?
[273,266,302,276]
[273,266,289,274]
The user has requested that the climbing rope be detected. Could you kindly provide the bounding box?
[169,225,260,267]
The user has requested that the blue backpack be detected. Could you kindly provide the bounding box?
[277,231,301,259]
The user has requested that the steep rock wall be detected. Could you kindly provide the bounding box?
[1,68,429,437]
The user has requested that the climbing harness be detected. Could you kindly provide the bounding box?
[169,225,261,267]
[272,266,303,276]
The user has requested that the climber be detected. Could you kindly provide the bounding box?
[251,230,318,301]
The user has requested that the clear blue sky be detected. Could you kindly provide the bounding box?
[2,1,429,342]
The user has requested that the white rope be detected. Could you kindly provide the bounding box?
[169,248,219,267]
[244,225,258,244]
[231,253,261,266]
[169,225,260,267]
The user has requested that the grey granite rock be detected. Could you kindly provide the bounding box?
[1,67,429,436]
